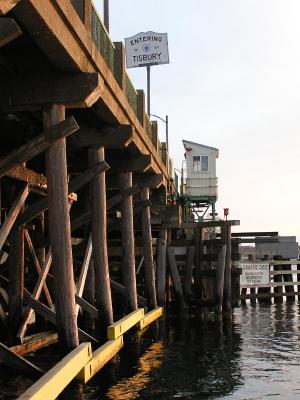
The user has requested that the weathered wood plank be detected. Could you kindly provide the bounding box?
[0,183,28,251]
[77,337,123,384]
[0,17,22,47]
[10,331,58,356]
[17,343,92,400]
[0,117,79,178]
[73,124,133,148]
[0,1,21,16]
[5,165,47,188]
[138,307,163,331]
[107,309,144,340]
[166,246,186,309]
[0,73,103,108]
[0,343,44,379]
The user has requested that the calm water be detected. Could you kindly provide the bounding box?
[85,303,300,400]
[2,303,300,399]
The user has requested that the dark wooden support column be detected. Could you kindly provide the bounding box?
[44,104,79,354]
[8,225,25,344]
[156,228,167,307]
[215,227,227,314]
[89,147,113,339]
[119,172,138,312]
[141,187,157,309]
[223,225,232,314]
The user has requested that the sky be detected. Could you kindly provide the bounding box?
[94,0,300,241]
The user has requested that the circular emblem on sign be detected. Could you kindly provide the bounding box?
[143,44,151,53]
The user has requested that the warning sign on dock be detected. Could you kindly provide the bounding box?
[240,263,269,286]
[125,31,169,68]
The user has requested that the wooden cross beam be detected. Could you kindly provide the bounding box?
[17,161,109,227]
[5,165,47,188]
[0,1,21,16]
[134,173,163,189]
[23,292,99,343]
[0,18,22,48]
[0,73,104,109]
[72,124,134,148]
[0,117,79,178]
[0,183,28,251]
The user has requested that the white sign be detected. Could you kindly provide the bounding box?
[240,263,269,286]
[125,31,169,68]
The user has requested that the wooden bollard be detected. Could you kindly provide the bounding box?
[183,245,195,301]
[89,147,113,338]
[119,172,138,312]
[44,104,79,353]
[215,243,226,314]
[141,187,157,309]
[223,226,232,313]
[166,246,186,309]
[156,228,167,307]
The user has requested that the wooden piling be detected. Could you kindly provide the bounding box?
[282,258,295,302]
[194,227,203,302]
[257,255,271,304]
[183,245,195,301]
[223,226,232,313]
[215,243,226,314]
[44,104,79,353]
[8,225,25,343]
[273,255,283,303]
[89,147,113,339]
[156,228,167,307]
[119,172,138,312]
[166,246,186,309]
[140,187,157,309]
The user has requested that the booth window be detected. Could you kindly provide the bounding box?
[193,155,208,172]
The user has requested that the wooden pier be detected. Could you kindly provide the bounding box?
[2,0,296,398]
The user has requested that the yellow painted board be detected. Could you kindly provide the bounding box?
[18,342,92,400]
[78,336,124,384]
[138,307,163,331]
[107,308,144,340]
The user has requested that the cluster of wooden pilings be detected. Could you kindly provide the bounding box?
[154,220,241,316]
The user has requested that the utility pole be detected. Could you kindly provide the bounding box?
[104,0,109,32]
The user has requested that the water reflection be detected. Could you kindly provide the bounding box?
[85,314,243,399]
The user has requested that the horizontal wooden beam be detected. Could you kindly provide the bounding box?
[0,117,79,178]
[217,231,278,238]
[0,1,21,15]
[0,17,22,47]
[0,73,103,109]
[107,309,144,340]
[5,165,47,188]
[0,343,44,380]
[110,154,152,172]
[138,307,163,331]
[73,124,134,148]
[134,173,163,189]
[10,331,58,356]
[163,220,240,229]
[77,337,123,384]
[17,161,109,226]
[18,343,92,400]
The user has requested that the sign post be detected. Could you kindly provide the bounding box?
[125,31,169,115]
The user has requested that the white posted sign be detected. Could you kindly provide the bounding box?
[125,31,169,68]
[240,263,270,286]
